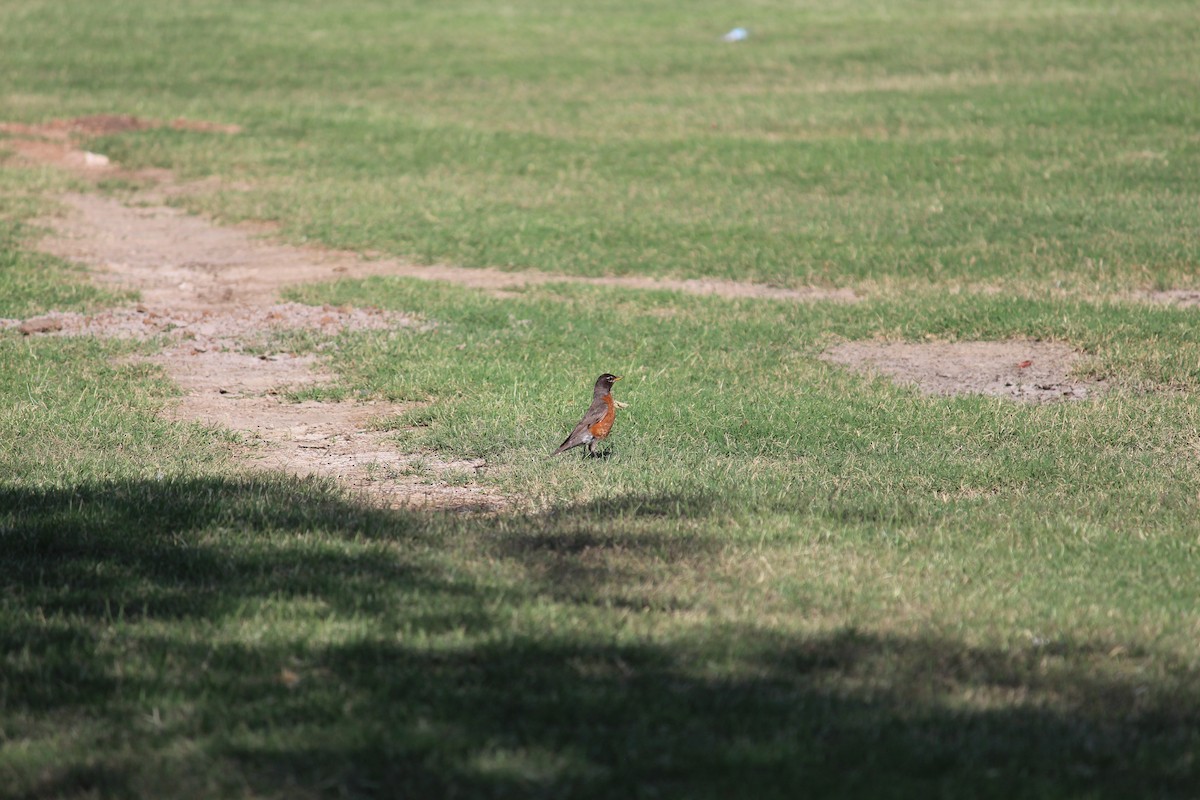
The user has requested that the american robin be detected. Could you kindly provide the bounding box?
[551,373,622,457]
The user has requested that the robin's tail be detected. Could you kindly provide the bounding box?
[549,431,583,455]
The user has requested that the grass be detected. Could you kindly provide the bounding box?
[2,0,1200,797]
[5,1,1200,291]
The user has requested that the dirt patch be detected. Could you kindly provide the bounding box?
[155,353,497,512]
[822,340,1104,403]
[32,194,386,308]
[1137,290,1200,309]
[153,350,331,395]
[2,302,410,347]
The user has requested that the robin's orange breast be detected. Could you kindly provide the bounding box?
[588,395,616,439]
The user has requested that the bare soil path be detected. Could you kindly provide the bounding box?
[821,340,1106,403]
[4,118,517,509]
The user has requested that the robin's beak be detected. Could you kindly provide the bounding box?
[614,375,623,381]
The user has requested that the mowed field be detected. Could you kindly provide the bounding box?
[2,1,1200,797]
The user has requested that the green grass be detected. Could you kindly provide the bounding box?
[3,0,1200,797]
[4,0,1199,290]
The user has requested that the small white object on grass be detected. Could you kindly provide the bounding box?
[722,27,748,42]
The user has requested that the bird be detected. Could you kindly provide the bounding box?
[551,373,623,457]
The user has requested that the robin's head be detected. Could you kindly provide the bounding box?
[593,373,622,394]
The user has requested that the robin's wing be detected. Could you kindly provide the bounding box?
[553,397,609,453]
[577,396,610,429]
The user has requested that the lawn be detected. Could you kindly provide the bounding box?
[2,1,1199,798]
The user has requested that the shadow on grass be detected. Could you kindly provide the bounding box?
[2,477,441,621]
[541,490,718,522]
[490,492,721,613]
[3,479,1198,799]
